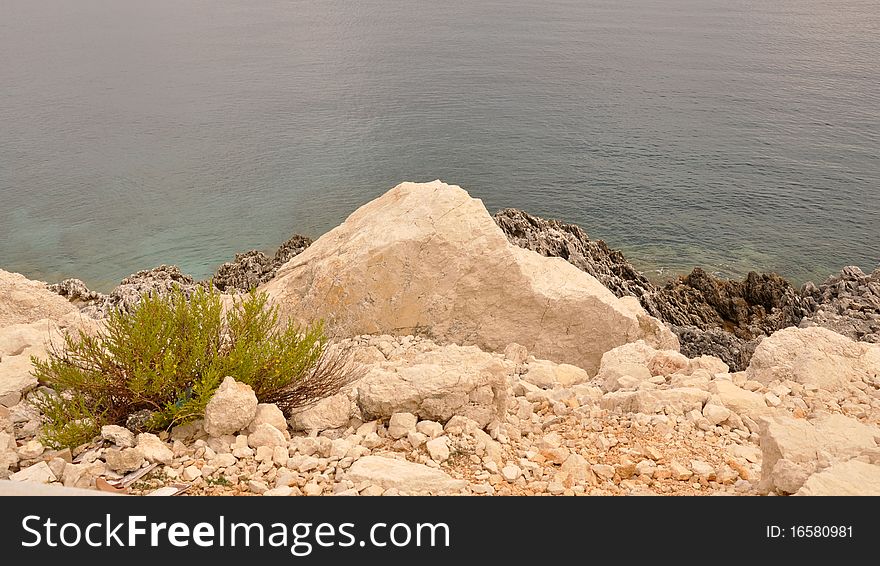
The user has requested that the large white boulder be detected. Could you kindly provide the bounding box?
[747,326,880,391]
[261,181,676,375]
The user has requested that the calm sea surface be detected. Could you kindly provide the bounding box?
[1,0,878,291]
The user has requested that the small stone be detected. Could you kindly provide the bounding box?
[303,482,323,496]
[690,460,715,478]
[764,392,782,407]
[273,446,290,466]
[17,439,45,460]
[182,465,202,481]
[247,403,288,434]
[136,433,174,465]
[10,461,57,484]
[299,456,320,473]
[670,461,692,481]
[404,430,426,448]
[255,445,275,463]
[356,421,378,437]
[248,479,269,494]
[203,376,259,436]
[425,436,451,463]
[592,464,615,480]
[361,432,384,449]
[248,423,287,448]
[101,425,136,447]
[501,464,522,482]
[387,413,418,439]
[702,404,731,426]
[212,453,237,468]
[360,484,385,496]
[264,486,293,496]
[547,481,565,495]
[103,447,145,473]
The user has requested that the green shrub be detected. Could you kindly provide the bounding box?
[31,285,356,449]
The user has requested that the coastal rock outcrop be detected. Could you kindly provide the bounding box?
[211,234,313,293]
[262,181,676,374]
[493,208,655,299]
[800,266,880,343]
[494,209,811,371]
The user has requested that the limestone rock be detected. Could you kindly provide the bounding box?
[600,388,709,415]
[10,461,57,484]
[101,425,136,448]
[247,423,287,449]
[247,403,288,434]
[387,413,418,440]
[289,392,352,433]
[523,360,590,389]
[595,341,657,392]
[355,342,509,428]
[795,459,880,496]
[747,326,880,391]
[800,266,880,344]
[262,181,676,375]
[103,447,145,473]
[203,376,258,436]
[758,414,880,494]
[346,455,466,494]
[136,433,174,465]
[0,269,79,327]
[707,380,769,418]
[425,436,450,463]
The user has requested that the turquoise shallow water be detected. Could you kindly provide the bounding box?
[1,0,878,291]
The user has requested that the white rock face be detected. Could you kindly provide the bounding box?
[247,404,288,434]
[346,455,467,494]
[355,342,509,427]
[289,392,352,433]
[758,414,880,494]
[747,326,880,391]
[261,181,676,375]
[203,376,258,437]
[796,460,880,496]
[0,270,80,328]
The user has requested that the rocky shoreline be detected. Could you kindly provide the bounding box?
[2,180,878,496]
[50,201,879,372]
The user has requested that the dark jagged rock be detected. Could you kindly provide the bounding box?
[212,250,275,292]
[495,208,810,371]
[274,234,313,267]
[210,234,313,293]
[670,325,762,373]
[493,208,654,299]
[642,268,808,340]
[111,265,204,312]
[47,278,109,318]
[800,266,880,343]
